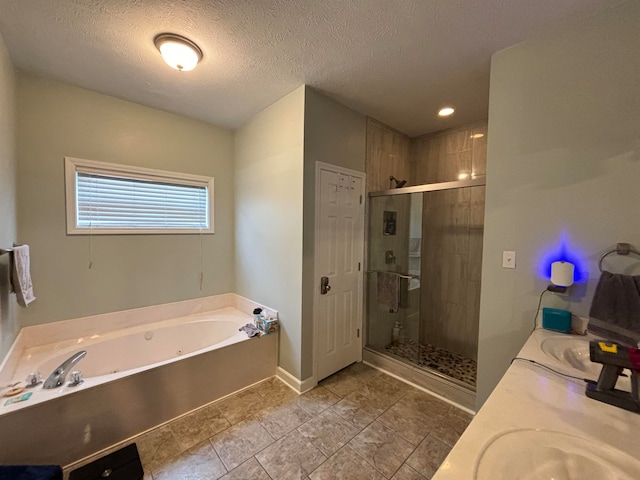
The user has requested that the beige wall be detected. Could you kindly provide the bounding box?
[16,74,235,327]
[0,33,18,359]
[365,118,411,193]
[302,87,366,379]
[478,0,640,407]
[234,86,306,379]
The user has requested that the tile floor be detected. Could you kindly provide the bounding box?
[384,339,477,387]
[99,363,473,479]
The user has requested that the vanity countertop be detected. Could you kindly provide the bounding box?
[432,328,640,479]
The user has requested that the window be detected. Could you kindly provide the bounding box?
[65,157,214,234]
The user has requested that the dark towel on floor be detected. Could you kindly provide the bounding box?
[377,271,401,313]
[588,271,640,346]
[0,466,62,480]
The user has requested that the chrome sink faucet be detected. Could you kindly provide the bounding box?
[43,351,87,389]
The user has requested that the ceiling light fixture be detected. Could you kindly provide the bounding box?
[154,33,203,72]
[438,106,455,117]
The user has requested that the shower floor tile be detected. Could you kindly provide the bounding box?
[384,339,477,388]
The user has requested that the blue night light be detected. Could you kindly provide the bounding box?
[537,234,586,283]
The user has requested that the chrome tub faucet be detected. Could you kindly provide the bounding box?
[43,351,87,389]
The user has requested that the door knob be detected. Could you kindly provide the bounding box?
[320,276,331,295]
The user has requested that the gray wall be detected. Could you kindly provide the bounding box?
[477,0,640,407]
[0,33,18,359]
[16,74,235,327]
[234,86,366,382]
[234,86,306,379]
[302,87,366,379]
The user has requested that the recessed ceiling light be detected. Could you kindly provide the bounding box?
[470,133,485,139]
[154,33,203,72]
[438,106,455,117]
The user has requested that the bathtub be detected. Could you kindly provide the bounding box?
[0,296,277,466]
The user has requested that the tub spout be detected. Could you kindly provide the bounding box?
[43,351,87,389]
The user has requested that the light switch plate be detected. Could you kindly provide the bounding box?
[502,251,516,269]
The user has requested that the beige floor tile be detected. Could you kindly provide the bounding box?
[392,463,428,479]
[344,362,385,380]
[430,408,472,447]
[319,372,364,398]
[330,390,387,429]
[255,402,312,439]
[215,389,265,425]
[319,363,381,398]
[251,377,298,405]
[359,372,410,407]
[378,398,439,446]
[152,440,226,480]
[169,414,211,452]
[297,409,360,457]
[296,385,340,415]
[130,365,467,480]
[219,457,271,480]
[256,430,327,480]
[401,389,451,418]
[406,434,451,479]
[309,446,386,480]
[197,403,234,435]
[136,425,183,472]
[169,404,231,451]
[347,421,416,478]
[210,418,274,471]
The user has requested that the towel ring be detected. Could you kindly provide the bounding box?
[598,243,640,273]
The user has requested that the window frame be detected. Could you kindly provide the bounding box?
[64,157,215,235]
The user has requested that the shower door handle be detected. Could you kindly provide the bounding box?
[320,276,331,295]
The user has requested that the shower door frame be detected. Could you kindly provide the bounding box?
[368,177,486,197]
[364,176,486,392]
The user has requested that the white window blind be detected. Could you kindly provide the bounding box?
[65,157,214,234]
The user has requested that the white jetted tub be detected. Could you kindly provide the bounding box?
[0,296,277,467]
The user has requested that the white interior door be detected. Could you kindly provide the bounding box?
[315,163,365,381]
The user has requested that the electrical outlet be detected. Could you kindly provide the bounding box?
[502,251,516,269]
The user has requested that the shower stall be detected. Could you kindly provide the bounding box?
[365,177,485,405]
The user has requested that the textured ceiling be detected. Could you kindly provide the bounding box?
[0,0,624,136]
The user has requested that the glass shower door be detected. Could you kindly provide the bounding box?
[366,192,422,365]
[365,179,484,391]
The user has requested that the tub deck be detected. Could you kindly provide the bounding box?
[0,297,278,467]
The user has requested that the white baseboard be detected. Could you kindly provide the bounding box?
[276,366,316,394]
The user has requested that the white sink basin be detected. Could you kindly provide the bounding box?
[540,336,601,378]
[539,335,632,392]
[475,429,640,480]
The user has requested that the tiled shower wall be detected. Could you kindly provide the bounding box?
[365,118,487,362]
[365,117,412,193]
[365,119,415,351]
[411,121,487,361]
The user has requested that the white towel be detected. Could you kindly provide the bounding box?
[10,244,36,307]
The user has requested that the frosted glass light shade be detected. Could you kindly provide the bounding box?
[438,106,455,117]
[154,34,202,72]
[551,261,575,287]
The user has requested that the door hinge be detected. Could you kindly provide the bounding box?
[359,195,362,204]
[358,262,361,271]
[357,328,360,338]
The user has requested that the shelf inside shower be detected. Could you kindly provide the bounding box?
[385,339,477,388]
